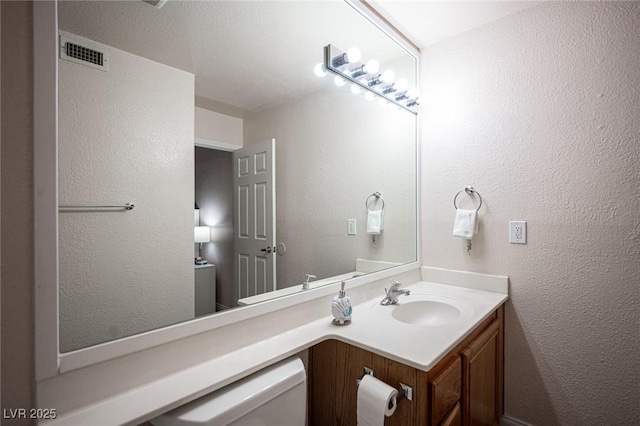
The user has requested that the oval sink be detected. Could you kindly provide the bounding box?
[391,300,462,327]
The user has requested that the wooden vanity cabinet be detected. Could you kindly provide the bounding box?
[308,305,504,426]
[308,339,419,425]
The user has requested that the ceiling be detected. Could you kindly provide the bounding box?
[375,0,539,47]
[58,1,406,114]
[58,1,537,114]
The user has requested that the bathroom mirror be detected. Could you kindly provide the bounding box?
[56,0,418,353]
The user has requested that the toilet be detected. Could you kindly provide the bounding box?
[150,357,306,426]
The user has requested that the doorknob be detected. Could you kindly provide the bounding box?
[261,246,273,254]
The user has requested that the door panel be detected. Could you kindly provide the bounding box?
[233,139,275,304]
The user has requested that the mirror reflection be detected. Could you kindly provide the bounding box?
[57,0,417,353]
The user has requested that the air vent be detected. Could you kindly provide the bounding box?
[142,0,169,8]
[60,35,109,72]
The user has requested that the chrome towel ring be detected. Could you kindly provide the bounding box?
[366,192,385,211]
[453,187,482,212]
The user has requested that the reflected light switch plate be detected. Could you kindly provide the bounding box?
[347,219,357,235]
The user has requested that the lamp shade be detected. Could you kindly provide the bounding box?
[194,226,211,243]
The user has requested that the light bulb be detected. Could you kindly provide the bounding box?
[346,47,361,63]
[352,59,381,79]
[350,83,362,94]
[364,59,380,74]
[331,47,361,68]
[395,78,408,92]
[314,63,327,77]
[380,70,395,83]
[334,76,346,87]
[407,87,420,99]
[365,92,375,101]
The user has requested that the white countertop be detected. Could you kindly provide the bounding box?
[237,271,365,306]
[320,280,507,370]
[42,267,508,426]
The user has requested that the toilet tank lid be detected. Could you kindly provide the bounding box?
[153,356,306,426]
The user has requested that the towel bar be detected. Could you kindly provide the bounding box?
[59,203,135,212]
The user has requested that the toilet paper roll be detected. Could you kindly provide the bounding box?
[356,374,398,426]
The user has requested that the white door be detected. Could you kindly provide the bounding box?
[233,139,276,301]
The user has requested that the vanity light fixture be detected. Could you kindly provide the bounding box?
[331,47,361,68]
[321,44,419,114]
[382,85,396,95]
[395,91,408,102]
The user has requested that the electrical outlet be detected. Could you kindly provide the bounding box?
[509,221,527,244]
[347,219,357,235]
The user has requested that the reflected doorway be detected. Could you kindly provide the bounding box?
[195,147,234,312]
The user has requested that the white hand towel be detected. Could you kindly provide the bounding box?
[367,210,383,235]
[452,208,478,239]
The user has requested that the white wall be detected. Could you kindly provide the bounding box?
[420,2,640,424]
[58,33,195,352]
[194,106,243,149]
[244,87,417,289]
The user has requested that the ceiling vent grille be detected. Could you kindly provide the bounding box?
[59,35,109,72]
[142,0,169,8]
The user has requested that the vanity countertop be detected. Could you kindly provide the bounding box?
[42,268,508,426]
[320,280,507,370]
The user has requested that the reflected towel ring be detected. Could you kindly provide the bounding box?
[453,186,483,212]
[366,192,385,211]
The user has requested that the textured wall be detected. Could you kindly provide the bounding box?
[244,87,417,290]
[1,1,36,421]
[420,2,640,425]
[58,33,195,352]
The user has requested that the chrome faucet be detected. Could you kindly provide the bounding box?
[302,274,317,291]
[380,280,410,305]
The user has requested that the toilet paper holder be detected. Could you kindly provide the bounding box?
[355,367,413,402]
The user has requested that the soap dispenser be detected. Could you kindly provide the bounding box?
[331,281,352,326]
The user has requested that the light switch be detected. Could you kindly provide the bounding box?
[347,219,357,235]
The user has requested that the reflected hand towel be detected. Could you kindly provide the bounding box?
[367,210,383,235]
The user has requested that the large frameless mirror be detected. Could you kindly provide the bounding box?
[57,0,418,353]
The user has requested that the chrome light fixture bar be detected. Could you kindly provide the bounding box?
[323,44,419,114]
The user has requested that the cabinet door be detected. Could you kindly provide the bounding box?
[441,402,461,426]
[430,357,461,425]
[462,319,502,426]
